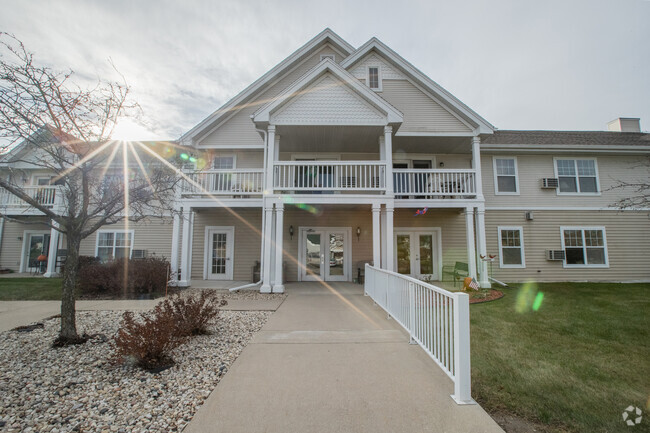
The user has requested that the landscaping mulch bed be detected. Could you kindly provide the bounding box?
[0,307,271,432]
[468,289,504,304]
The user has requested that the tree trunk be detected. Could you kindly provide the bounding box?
[59,233,81,341]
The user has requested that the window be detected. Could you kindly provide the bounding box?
[320,54,335,62]
[555,159,599,193]
[96,230,133,262]
[212,156,234,169]
[367,66,381,90]
[33,176,53,186]
[498,227,525,268]
[560,227,608,267]
[493,157,519,194]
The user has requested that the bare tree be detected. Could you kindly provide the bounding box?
[0,33,181,345]
[608,156,650,209]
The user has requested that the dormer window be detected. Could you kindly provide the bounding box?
[320,54,335,62]
[367,66,381,91]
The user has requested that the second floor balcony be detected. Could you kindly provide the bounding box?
[0,186,60,214]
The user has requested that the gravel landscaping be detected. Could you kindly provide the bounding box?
[0,308,272,432]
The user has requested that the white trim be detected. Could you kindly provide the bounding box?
[560,226,609,268]
[19,230,51,273]
[297,226,352,282]
[340,38,495,133]
[492,156,520,195]
[203,226,235,280]
[184,29,355,143]
[497,226,525,269]
[211,153,237,169]
[553,157,601,196]
[393,227,443,280]
[94,229,135,261]
[290,153,341,161]
[482,144,650,154]
[395,131,475,137]
[31,175,52,186]
[366,65,382,91]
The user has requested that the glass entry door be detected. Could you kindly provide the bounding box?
[301,228,348,281]
[395,230,439,280]
[206,227,234,280]
[26,233,50,273]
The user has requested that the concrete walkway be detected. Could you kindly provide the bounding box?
[185,282,504,433]
[0,295,283,332]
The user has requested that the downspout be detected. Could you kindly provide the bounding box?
[230,125,267,292]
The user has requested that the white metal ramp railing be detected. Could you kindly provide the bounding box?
[364,264,474,404]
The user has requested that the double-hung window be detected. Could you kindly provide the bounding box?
[96,230,134,262]
[555,159,599,193]
[498,227,525,268]
[560,227,608,267]
[493,157,519,194]
[367,66,381,91]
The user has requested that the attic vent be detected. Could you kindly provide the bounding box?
[546,250,565,261]
[320,54,335,62]
[524,211,534,221]
[541,178,559,189]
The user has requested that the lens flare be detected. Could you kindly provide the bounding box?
[515,281,544,313]
[532,292,544,311]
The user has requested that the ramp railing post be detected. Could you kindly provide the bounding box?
[451,292,475,404]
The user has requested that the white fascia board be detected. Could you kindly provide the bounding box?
[485,206,650,211]
[395,131,475,137]
[341,38,495,134]
[181,29,355,144]
[481,144,650,154]
[253,59,403,124]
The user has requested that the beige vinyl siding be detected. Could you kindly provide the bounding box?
[380,80,472,133]
[78,218,174,259]
[234,151,264,168]
[482,153,647,208]
[393,208,468,270]
[191,208,262,281]
[199,46,345,148]
[485,210,650,282]
[0,218,51,270]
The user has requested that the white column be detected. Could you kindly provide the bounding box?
[475,207,490,288]
[385,203,394,271]
[260,204,274,293]
[169,211,181,284]
[384,126,394,195]
[44,220,60,277]
[380,207,387,268]
[372,204,381,268]
[465,207,477,280]
[179,207,192,287]
[472,136,484,200]
[265,125,276,193]
[273,202,285,293]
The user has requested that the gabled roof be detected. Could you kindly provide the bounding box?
[340,38,495,134]
[253,58,403,126]
[181,28,355,144]
[0,125,78,164]
[480,130,650,147]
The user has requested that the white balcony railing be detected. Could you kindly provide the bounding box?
[183,169,265,196]
[365,264,473,404]
[393,169,476,199]
[0,186,58,209]
[274,161,386,192]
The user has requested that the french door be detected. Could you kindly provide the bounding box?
[394,230,439,280]
[300,228,349,281]
[205,227,234,280]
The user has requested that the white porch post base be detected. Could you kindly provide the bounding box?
[465,207,477,281]
[179,206,192,287]
[273,203,285,293]
[260,204,274,293]
[44,221,60,278]
[385,204,394,272]
[475,208,490,288]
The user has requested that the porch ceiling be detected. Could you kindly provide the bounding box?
[276,125,383,153]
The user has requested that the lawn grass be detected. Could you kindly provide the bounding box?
[470,282,650,432]
[0,277,63,300]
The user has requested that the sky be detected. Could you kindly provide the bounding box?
[0,0,648,140]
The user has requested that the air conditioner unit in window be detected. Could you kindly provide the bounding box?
[546,250,565,261]
[132,249,147,259]
[542,178,559,188]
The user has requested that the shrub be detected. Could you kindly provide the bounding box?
[78,257,169,298]
[161,291,228,336]
[113,290,227,370]
[113,304,185,370]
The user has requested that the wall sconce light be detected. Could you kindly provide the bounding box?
[289,225,294,240]
[17,236,22,241]
[356,227,361,241]
[439,162,445,168]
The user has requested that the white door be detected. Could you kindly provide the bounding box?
[206,227,234,280]
[22,232,51,273]
[395,230,439,280]
[300,228,349,281]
